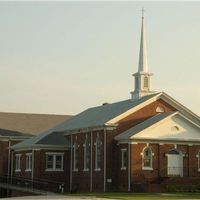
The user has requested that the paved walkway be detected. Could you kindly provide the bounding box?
[1,195,115,200]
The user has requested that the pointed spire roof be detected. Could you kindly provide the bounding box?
[138,9,148,73]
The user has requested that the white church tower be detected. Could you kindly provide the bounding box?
[131,10,155,100]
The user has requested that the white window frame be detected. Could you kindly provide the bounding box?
[141,147,153,170]
[83,134,90,172]
[121,149,127,170]
[15,154,21,172]
[45,152,64,172]
[73,136,78,172]
[94,133,101,171]
[25,153,32,172]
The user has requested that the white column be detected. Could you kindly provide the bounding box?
[103,129,107,192]
[128,143,131,192]
[90,131,93,192]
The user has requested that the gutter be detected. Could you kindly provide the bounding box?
[63,124,117,136]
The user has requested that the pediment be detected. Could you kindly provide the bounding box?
[132,113,200,141]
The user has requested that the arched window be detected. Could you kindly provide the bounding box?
[142,147,153,170]
[94,133,102,171]
[73,136,78,171]
[83,134,90,171]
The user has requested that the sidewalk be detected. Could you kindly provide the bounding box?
[1,195,115,200]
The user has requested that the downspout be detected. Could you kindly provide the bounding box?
[32,149,34,181]
[7,139,11,183]
[10,151,13,184]
[103,128,107,192]
[70,134,73,191]
[128,142,131,192]
[90,131,93,192]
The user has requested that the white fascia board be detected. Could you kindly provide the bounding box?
[115,112,177,141]
[132,138,200,144]
[117,139,200,145]
[178,112,200,129]
[106,93,162,124]
[129,112,178,139]
[160,92,200,124]
[12,144,69,152]
[64,125,117,135]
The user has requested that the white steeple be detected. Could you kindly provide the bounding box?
[131,9,155,100]
[138,11,148,73]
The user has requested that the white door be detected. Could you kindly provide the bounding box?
[167,150,183,177]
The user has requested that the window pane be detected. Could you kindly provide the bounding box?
[56,155,62,169]
[122,151,127,168]
[47,155,53,169]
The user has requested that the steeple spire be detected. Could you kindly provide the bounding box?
[138,8,148,73]
[131,10,155,100]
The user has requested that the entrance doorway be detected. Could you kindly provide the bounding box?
[167,149,183,177]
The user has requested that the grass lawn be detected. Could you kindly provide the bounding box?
[65,192,200,199]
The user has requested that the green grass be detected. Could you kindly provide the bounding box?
[64,192,200,199]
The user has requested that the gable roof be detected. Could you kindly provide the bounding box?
[11,93,160,150]
[11,91,200,150]
[115,112,176,141]
[115,111,200,142]
[0,128,32,139]
[0,112,72,135]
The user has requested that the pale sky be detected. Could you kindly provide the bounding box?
[0,1,199,116]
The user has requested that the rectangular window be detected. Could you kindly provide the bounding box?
[15,154,21,172]
[46,153,64,171]
[83,135,90,171]
[73,137,78,172]
[55,155,62,169]
[121,149,127,170]
[95,134,101,171]
[25,153,32,171]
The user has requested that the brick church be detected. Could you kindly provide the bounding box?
[6,14,200,193]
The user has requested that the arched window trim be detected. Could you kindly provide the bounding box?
[83,134,90,171]
[166,149,184,157]
[141,147,153,170]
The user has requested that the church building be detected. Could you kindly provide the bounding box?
[10,14,200,193]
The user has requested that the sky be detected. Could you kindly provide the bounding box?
[0,1,199,116]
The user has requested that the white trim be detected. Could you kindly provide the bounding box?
[7,140,11,183]
[197,151,200,172]
[12,145,69,151]
[83,134,90,172]
[103,128,106,192]
[15,154,21,172]
[94,133,101,171]
[106,93,161,124]
[90,131,93,192]
[121,149,127,170]
[73,136,78,172]
[142,147,153,170]
[45,153,64,171]
[109,92,199,132]
[70,134,73,191]
[143,167,153,171]
[25,153,32,172]
[128,143,131,192]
